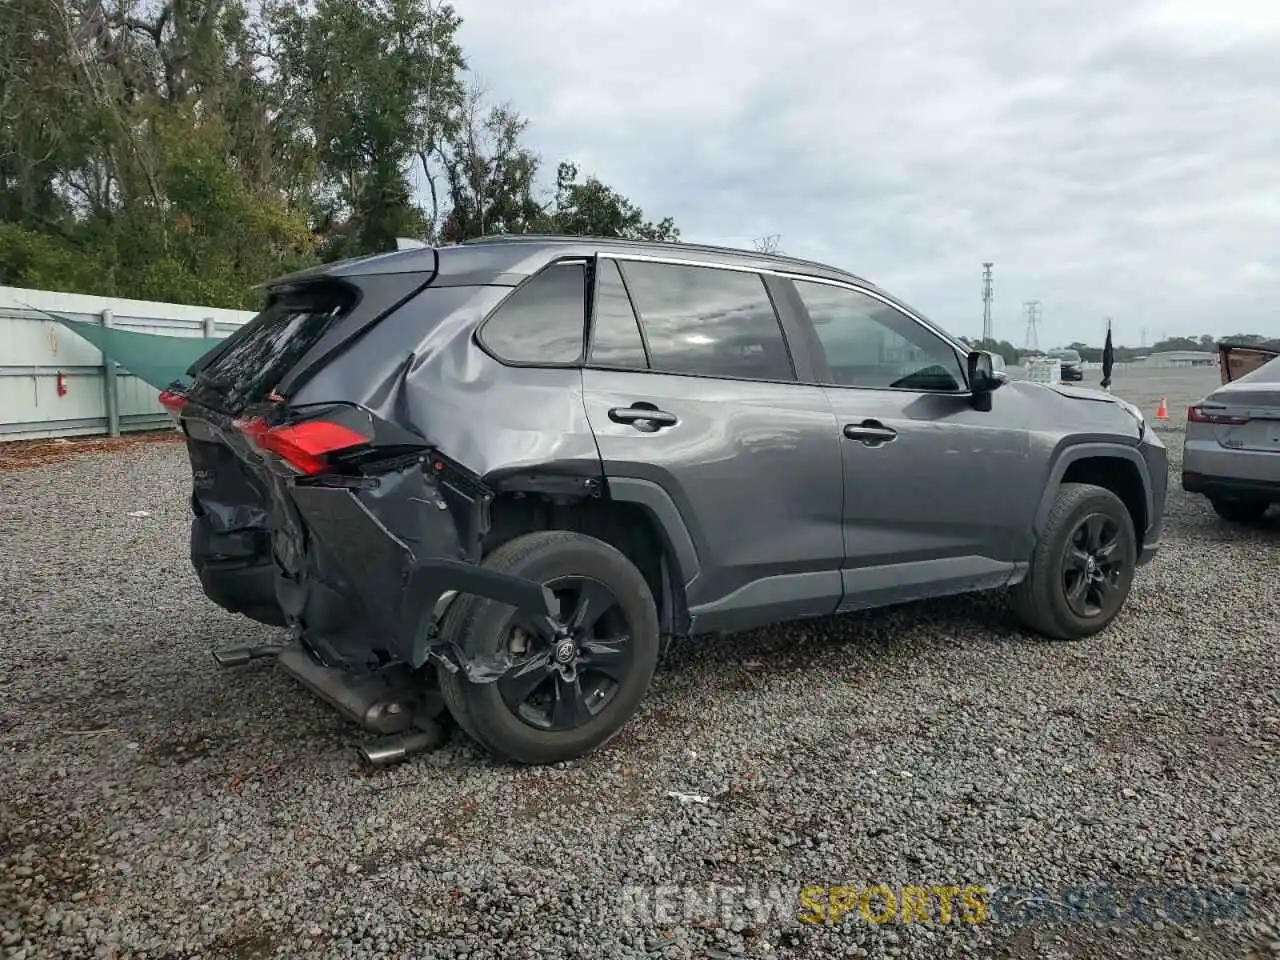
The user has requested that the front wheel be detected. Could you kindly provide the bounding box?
[1011,482,1138,640]
[438,531,660,764]
[1209,497,1270,523]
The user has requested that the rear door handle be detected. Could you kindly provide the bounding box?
[843,420,897,446]
[609,405,678,429]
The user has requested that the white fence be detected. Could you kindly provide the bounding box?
[0,285,255,442]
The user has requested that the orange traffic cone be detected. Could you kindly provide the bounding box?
[1155,397,1169,420]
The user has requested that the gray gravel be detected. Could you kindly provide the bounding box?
[2,368,1279,960]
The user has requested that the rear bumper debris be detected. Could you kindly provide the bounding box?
[282,467,557,678]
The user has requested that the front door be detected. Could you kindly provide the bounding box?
[785,277,1036,612]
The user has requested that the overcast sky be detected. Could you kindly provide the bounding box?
[449,0,1278,349]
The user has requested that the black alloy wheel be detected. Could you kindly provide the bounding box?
[497,576,635,731]
[436,530,660,765]
[1061,513,1124,618]
[1010,482,1137,640]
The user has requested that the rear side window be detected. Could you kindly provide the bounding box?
[588,258,649,369]
[193,282,355,411]
[480,260,588,364]
[617,261,795,381]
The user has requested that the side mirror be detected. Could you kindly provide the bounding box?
[967,350,1006,410]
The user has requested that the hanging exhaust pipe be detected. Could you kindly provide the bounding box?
[359,724,447,767]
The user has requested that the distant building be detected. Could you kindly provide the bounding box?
[1135,350,1217,369]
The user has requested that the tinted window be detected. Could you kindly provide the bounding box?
[191,282,354,412]
[618,261,795,381]
[588,258,648,369]
[481,261,587,364]
[793,280,965,391]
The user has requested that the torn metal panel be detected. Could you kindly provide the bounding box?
[284,458,557,674]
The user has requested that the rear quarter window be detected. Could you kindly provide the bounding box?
[478,260,588,365]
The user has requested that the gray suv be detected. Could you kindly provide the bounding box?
[164,236,1169,766]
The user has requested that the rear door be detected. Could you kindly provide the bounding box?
[580,255,845,634]
[782,277,1035,611]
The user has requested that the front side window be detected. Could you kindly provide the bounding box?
[792,280,965,391]
[479,260,587,364]
[617,261,796,381]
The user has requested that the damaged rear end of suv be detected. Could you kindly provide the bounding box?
[166,243,659,767]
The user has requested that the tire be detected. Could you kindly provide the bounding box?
[1011,482,1138,640]
[438,531,660,764]
[1209,497,1270,523]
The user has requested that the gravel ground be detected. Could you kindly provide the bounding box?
[2,367,1278,960]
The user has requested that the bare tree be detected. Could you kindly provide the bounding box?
[752,233,782,254]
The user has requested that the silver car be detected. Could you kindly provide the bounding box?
[1182,354,1280,521]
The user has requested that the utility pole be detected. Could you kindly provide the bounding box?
[981,262,994,343]
[1022,300,1041,352]
[1140,327,1149,348]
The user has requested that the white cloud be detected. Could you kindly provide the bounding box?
[451,0,1280,348]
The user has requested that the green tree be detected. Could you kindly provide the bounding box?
[541,161,679,241]
[266,0,466,260]
[0,0,680,304]
[0,0,316,306]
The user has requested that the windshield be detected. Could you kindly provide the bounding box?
[1050,349,1081,361]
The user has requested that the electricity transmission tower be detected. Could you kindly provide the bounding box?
[981,262,994,342]
[1022,300,1042,352]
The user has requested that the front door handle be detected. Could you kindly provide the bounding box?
[843,419,897,446]
[609,405,678,429]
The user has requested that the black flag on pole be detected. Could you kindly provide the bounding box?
[1100,320,1115,391]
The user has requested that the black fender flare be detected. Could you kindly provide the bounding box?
[603,476,702,592]
[1033,441,1154,538]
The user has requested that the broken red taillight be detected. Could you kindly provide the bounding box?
[158,387,187,430]
[1187,405,1249,426]
[158,388,186,414]
[234,416,369,475]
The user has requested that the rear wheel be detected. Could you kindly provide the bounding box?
[438,531,659,764]
[1011,482,1137,640]
[1209,497,1270,523]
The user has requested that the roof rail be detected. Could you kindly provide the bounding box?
[456,233,860,279]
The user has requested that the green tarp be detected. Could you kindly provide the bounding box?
[55,317,223,392]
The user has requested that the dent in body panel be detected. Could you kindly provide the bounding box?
[581,369,845,611]
[290,283,602,482]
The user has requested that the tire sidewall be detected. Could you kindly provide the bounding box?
[451,536,660,763]
[1045,489,1137,634]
